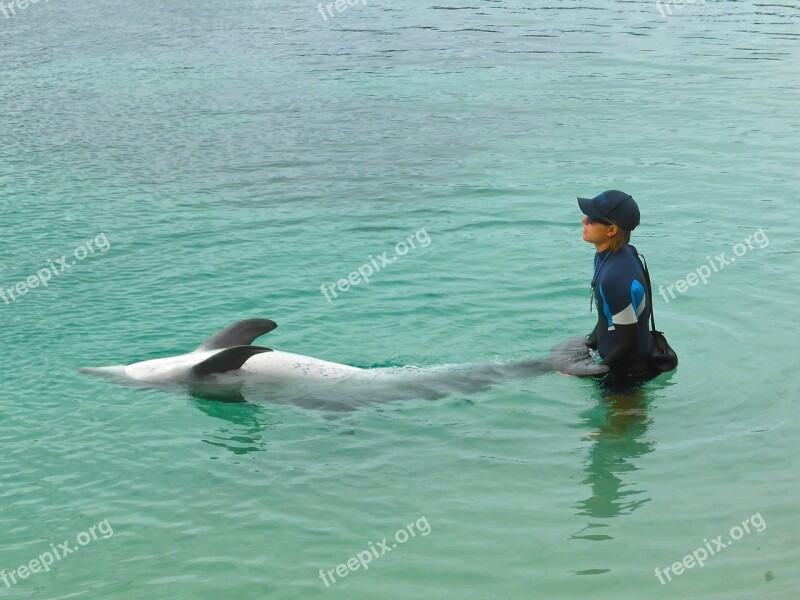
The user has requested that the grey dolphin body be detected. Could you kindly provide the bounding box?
[78,319,608,408]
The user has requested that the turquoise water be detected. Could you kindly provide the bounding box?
[2,1,799,598]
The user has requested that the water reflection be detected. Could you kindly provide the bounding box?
[193,398,276,455]
[571,385,656,540]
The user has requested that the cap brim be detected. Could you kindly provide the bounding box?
[577,197,602,219]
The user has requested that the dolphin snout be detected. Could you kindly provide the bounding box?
[77,366,127,381]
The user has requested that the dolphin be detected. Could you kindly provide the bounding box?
[77,318,609,407]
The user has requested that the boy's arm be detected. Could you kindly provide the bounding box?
[597,275,645,369]
[584,320,601,350]
[600,322,640,369]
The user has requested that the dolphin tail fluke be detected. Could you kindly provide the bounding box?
[546,335,611,377]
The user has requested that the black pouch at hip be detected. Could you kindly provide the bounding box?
[649,330,678,373]
[635,252,678,375]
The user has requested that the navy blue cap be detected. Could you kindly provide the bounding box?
[577,190,640,230]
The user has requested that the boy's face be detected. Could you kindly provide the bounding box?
[582,215,616,245]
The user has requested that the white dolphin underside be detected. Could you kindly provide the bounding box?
[123,349,362,385]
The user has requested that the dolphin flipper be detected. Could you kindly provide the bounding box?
[195,319,278,351]
[191,346,272,377]
[546,335,610,377]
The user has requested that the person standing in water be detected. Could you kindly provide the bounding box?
[578,190,658,385]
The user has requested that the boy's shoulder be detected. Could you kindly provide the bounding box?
[604,245,643,280]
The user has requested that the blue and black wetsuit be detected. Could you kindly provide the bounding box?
[586,244,654,378]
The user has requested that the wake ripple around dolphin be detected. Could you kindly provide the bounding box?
[196,336,607,411]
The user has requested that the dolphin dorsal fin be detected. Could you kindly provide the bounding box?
[191,345,272,377]
[195,319,278,351]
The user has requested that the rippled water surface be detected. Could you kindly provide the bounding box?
[1,1,799,598]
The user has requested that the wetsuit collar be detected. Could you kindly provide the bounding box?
[594,248,612,264]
